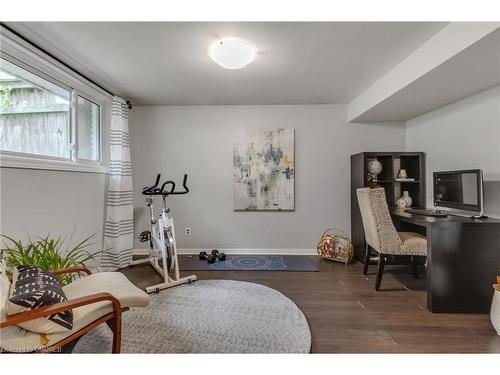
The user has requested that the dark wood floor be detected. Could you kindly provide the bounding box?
[120,256,500,353]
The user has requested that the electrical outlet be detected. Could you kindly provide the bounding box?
[186,227,191,236]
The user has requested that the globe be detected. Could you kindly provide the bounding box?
[367,159,382,179]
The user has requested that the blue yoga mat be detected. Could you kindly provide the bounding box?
[179,254,319,272]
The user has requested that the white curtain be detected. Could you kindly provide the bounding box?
[100,97,133,270]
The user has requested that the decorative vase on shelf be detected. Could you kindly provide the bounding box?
[396,191,412,208]
[403,191,413,207]
[396,196,407,208]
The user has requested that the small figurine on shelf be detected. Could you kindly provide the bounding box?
[396,169,415,182]
[397,169,408,179]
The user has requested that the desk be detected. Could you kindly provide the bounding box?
[390,208,500,313]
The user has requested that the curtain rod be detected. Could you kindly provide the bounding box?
[0,22,132,109]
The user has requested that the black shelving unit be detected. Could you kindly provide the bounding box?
[350,151,426,261]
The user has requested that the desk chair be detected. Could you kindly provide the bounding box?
[356,187,427,290]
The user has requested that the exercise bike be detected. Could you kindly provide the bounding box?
[129,173,197,293]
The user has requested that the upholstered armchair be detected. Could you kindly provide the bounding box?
[0,266,149,353]
[356,187,427,290]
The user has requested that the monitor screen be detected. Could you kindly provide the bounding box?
[433,169,483,212]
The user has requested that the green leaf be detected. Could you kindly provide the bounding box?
[1,233,103,285]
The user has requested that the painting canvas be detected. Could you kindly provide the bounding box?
[233,129,295,210]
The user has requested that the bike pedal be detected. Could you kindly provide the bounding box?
[138,230,151,242]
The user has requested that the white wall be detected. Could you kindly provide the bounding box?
[405,85,500,217]
[0,168,106,259]
[3,84,496,258]
[130,105,405,252]
[2,86,496,258]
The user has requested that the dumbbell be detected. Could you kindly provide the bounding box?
[199,251,216,263]
[210,249,226,261]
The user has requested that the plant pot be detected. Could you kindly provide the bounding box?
[491,284,500,336]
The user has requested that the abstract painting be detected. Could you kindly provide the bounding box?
[233,129,295,210]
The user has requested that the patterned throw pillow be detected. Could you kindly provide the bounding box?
[7,265,73,333]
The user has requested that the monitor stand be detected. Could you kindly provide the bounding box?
[434,205,487,220]
[472,214,489,220]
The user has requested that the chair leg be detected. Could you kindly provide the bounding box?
[111,311,122,354]
[375,255,385,291]
[411,256,419,278]
[363,243,371,275]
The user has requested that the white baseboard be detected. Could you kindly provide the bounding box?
[132,248,317,256]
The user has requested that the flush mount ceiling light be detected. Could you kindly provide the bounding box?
[209,38,256,69]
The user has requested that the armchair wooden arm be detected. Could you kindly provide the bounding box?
[50,266,92,276]
[1,293,123,353]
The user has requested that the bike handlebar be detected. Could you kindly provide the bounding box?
[142,173,161,195]
[142,173,189,196]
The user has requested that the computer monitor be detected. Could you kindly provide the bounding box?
[433,169,484,216]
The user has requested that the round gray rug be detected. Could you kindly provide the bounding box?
[73,280,311,353]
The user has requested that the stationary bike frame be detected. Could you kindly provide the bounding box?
[129,173,197,293]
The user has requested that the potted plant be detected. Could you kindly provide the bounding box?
[1,234,104,285]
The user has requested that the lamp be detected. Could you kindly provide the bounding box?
[209,38,256,70]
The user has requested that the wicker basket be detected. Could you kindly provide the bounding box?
[316,228,354,265]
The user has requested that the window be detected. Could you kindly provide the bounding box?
[0,54,105,170]
[77,96,100,161]
[0,58,71,159]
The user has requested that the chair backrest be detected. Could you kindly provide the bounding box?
[356,187,402,254]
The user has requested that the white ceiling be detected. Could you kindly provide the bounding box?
[7,22,447,106]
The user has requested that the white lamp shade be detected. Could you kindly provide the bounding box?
[209,38,256,70]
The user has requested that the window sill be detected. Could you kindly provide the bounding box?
[0,153,108,174]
